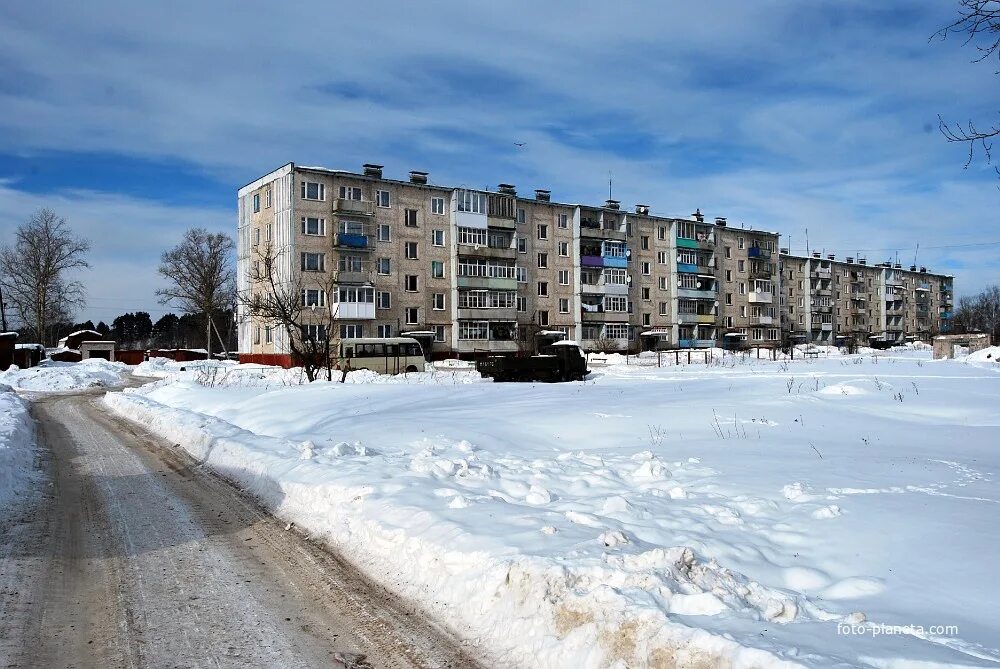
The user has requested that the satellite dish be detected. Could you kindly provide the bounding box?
[696,282,702,288]
[714,300,719,307]
[626,275,632,284]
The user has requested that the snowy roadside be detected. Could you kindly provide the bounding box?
[0,385,36,511]
[101,350,1000,668]
[0,359,132,392]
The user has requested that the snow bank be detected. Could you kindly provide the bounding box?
[964,346,1000,367]
[0,387,35,509]
[0,358,131,392]
[103,351,1000,668]
[343,369,488,384]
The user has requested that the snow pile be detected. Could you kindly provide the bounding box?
[0,387,35,509]
[0,358,131,392]
[343,369,487,384]
[104,349,1000,668]
[964,346,1000,367]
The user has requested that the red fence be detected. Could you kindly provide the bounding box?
[115,350,146,365]
[238,353,295,368]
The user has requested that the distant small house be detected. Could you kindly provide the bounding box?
[13,343,45,369]
[933,333,991,360]
[0,332,17,371]
[50,329,117,363]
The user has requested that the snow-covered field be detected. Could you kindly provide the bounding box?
[104,347,1000,668]
[0,358,131,392]
[0,385,36,510]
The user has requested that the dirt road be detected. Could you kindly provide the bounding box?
[0,390,482,669]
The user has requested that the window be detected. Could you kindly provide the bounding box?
[643,313,651,326]
[377,223,390,242]
[377,324,392,338]
[405,242,418,259]
[406,307,419,325]
[739,282,746,295]
[516,266,527,283]
[405,209,417,227]
[301,181,325,201]
[658,277,667,290]
[301,324,327,341]
[432,229,445,246]
[740,305,747,317]
[377,257,391,275]
[517,237,527,253]
[738,260,745,272]
[302,217,325,236]
[659,302,668,316]
[537,282,548,297]
[376,190,391,208]
[517,208,526,224]
[642,261,651,275]
[434,325,446,342]
[537,252,548,269]
[558,270,569,285]
[559,298,570,313]
[537,224,548,240]
[253,228,260,246]
[376,291,391,309]
[459,321,489,340]
[558,241,569,256]
[253,193,260,213]
[726,316,734,328]
[516,297,526,312]
[341,324,363,338]
[458,227,487,246]
[266,224,272,242]
[301,288,326,307]
[738,237,745,250]
[605,296,628,312]
[605,324,629,339]
[456,189,486,214]
[431,261,444,278]
[433,293,445,310]
[642,286,650,300]
[301,252,325,272]
[253,328,260,345]
[537,310,549,326]
[265,189,272,208]
[558,213,568,229]
[339,254,363,272]
[726,292,732,305]
[657,251,667,264]
[641,236,649,250]
[265,326,272,343]
[657,226,667,240]
[339,186,362,200]
[405,275,418,292]
[726,269,732,282]
[432,197,445,215]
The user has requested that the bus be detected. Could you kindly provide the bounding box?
[337,337,425,375]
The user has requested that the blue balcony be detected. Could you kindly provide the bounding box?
[677,262,700,273]
[747,247,771,259]
[940,311,953,320]
[603,256,628,268]
[581,255,603,267]
[678,338,715,348]
[336,233,369,249]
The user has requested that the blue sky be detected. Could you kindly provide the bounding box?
[1,1,998,322]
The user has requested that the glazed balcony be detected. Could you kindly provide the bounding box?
[748,291,772,304]
[335,233,370,250]
[332,199,375,216]
[747,247,771,260]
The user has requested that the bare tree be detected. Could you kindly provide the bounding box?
[156,229,235,358]
[0,209,90,345]
[954,284,1000,337]
[238,243,346,382]
[935,1,1000,172]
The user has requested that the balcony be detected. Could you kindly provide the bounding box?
[581,255,628,269]
[581,282,630,296]
[811,267,832,279]
[677,313,716,325]
[334,270,369,284]
[457,276,518,290]
[940,310,953,320]
[457,306,517,320]
[676,287,717,300]
[697,314,716,324]
[678,338,716,348]
[580,309,629,323]
[456,339,520,354]
[916,282,931,292]
[677,262,700,273]
[335,233,370,249]
[677,233,715,250]
[750,315,774,325]
[332,199,375,216]
[459,245,517,261]
[850,293,867,302]
[813,305,832,313]
[580,221,625,241]
[749,267,773,280]
[747,247,771,260]
[748,291,772,303]
[333,302,375,320]
[815,322,834,331]
[814,288,832,297]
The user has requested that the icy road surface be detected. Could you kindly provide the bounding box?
[0,391,481,669]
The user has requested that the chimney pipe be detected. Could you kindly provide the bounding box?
[635,204,649,215]
[780,247,789,254]
[534,189,551,202]
[498,183,516,195]
[408,171,428,185]
[827,254,835,261]
[715,216,727,227]
[812,252,821,258]
[362,163,383,178]
[693,208,704,223]
[605,199,620,210]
